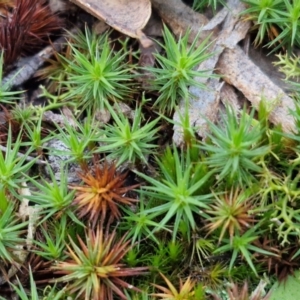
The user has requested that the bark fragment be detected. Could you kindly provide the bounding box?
[151,0,296,144]
[217,47,296,132]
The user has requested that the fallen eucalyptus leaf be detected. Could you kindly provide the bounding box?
[70,0,151,39]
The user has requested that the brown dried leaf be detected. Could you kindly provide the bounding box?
[70,0,151,39]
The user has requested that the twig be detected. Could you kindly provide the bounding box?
[0,145,47,165]
[0,183,41,286]
[2,27,79,88]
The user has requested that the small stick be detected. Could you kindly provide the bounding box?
[2,27,79,88]
[0,145,47,165]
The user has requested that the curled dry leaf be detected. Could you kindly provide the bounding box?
[70,0,151,39]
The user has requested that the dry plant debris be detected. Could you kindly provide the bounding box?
[70,0,151,40]
[157,0,297,144]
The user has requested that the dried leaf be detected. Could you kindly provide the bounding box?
[70,0,151,39]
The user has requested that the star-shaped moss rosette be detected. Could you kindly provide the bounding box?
[70,160,139,227]
[53,226,148,300]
